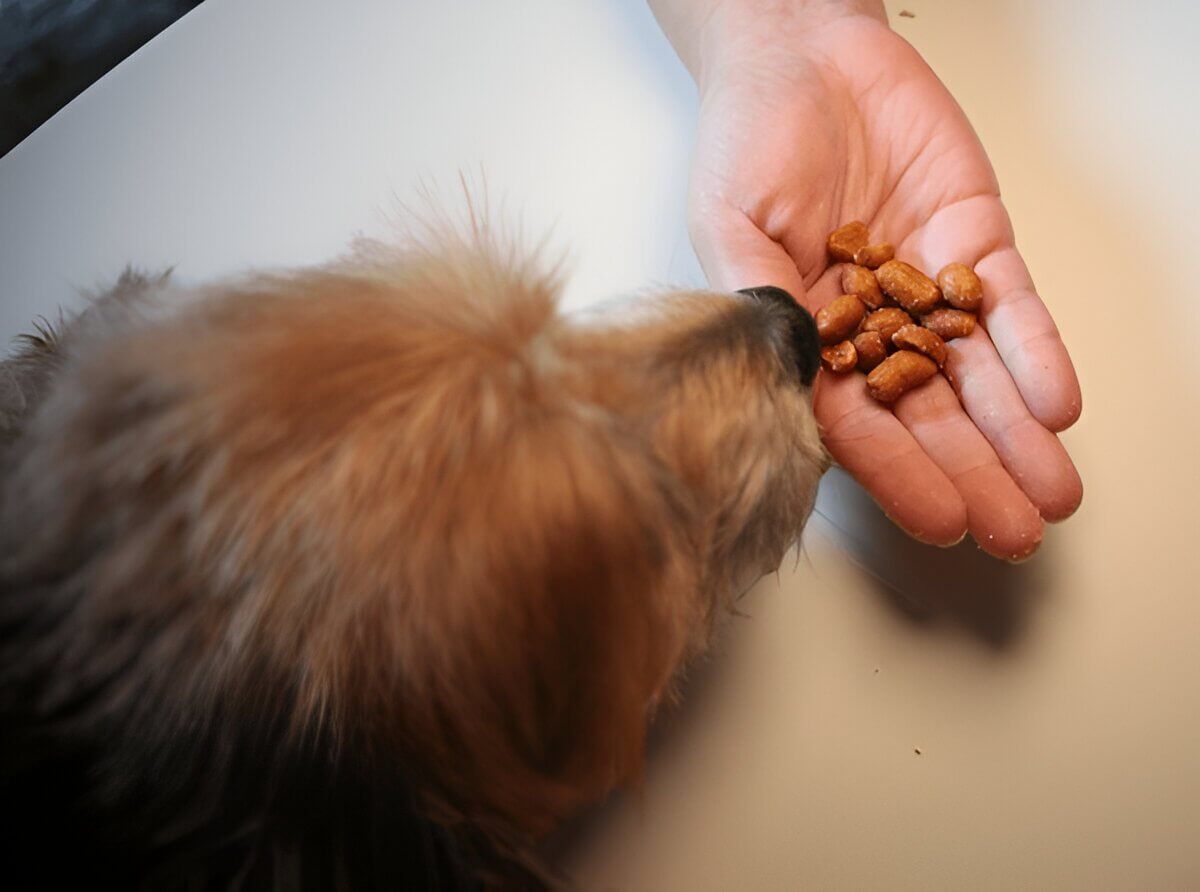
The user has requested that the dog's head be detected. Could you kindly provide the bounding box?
[0,228,828,874]
[569,281,826,610]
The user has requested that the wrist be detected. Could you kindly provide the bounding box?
[650,0,887,87]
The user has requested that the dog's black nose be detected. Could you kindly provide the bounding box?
[737,286,821,386]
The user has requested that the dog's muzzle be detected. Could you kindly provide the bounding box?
[737,286,821,386]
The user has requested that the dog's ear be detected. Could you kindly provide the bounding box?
[365,409,698,837]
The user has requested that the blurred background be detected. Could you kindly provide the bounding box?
[1,1,1197,889]
[1,0,205,157]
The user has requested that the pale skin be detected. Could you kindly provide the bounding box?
[650,0,1083,560]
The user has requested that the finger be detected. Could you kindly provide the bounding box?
[891,374,1043,560]
[976,246,1082,431]
[687,199,813,306]
[816,371,968,546]
[904,193,1083,432]
[944,327,1083,522]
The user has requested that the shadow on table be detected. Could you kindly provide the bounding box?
[0,0,206,157]
[546,467,1061,875]
[811,466,1054,650]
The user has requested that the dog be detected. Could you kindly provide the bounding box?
[0,220,827,888]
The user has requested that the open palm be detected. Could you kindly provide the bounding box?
[686,14,1081,559]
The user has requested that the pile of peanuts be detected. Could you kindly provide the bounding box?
[818,221,981,403]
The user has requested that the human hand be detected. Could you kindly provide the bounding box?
[652,0,1082,559]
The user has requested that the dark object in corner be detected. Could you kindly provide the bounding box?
[0,0,206,157]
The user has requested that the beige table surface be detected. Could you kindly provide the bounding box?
[1,2,1197,889]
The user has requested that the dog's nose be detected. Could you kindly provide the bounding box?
[737,286,821,386]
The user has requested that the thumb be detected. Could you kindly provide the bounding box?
[689,200,812,310]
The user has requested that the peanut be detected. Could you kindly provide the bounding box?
[815,294,867,346]
[853,330,887,371]
[821,340,857,373]
[921,308,977,340]
[866,350,938,403]
[841,264,885,310]
[823,223,985,406]
[892,324,948,367]
[936,262,983,312]
[826,221,870,263]
[860,307,913,344]
[853,243,895,269]
[876,260,942,315]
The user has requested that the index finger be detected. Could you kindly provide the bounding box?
[816,370,969,546]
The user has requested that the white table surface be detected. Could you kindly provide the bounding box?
[2,1,1198,889]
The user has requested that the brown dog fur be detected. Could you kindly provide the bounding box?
[0,224,826,888]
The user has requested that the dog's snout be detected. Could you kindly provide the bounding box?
[737,286,821,386]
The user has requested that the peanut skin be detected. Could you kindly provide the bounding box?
[820,340,857,373]
[841,264,886,310]
[826,221,870,263]
[853,330,887,371]
[816,294,867,346]
[860,307,913,344]
[853,243,895,269]
[876,260,941,315]
[937,262,983,312]
[921,308,977,340]
[892,323,948,367]
[866,350,938,403]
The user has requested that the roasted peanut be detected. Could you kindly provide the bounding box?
[936,262,983,312]
[892,324,947,367]
[853,330,887,371]
[821,340,857,373]
[866,350,938,403]
[853,243,895,269]
[876,260,942,315]
[860,307,913,344]
[841,264,885,310]
[826,221,870,263]
[921,308,977,340]
[822,225,995,404]
[815,294,867,345]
